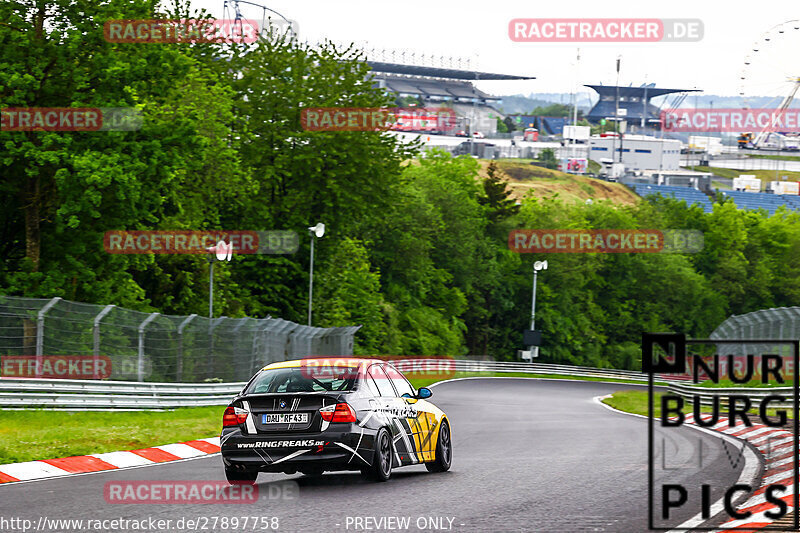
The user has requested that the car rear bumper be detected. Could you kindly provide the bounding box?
[220,427,375,473]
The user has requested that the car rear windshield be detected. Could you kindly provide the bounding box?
[244,366,357,394]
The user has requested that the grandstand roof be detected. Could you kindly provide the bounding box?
[584,84,701,124]
[585,84,700,98]
[372,74,499,102]
[367,62,535,81]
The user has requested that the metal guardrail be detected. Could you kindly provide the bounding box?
[0,378,246,395]
[667,382,794,408]
[0,392,241,409]
[0,360,662,409]
[450,360,651,380]
[0,377,246,409]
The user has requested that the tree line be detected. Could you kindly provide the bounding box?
[3,1,799,367]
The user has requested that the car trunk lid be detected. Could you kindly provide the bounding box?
[239,394,342,433]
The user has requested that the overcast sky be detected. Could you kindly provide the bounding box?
[188,0,800,99]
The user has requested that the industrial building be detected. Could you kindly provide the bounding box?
[588,134,681,171]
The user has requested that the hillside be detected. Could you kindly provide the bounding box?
[478,160,641,206]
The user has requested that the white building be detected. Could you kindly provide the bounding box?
[588,134,681,171]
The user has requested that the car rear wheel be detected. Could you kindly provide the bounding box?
[225,467,258,486]
[363,428,392,482]
[425,420,452,473]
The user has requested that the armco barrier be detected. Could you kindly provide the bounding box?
[0,360,666,409]
[667,381,795,408]
[450,360,651,380]
[0,377,246,409]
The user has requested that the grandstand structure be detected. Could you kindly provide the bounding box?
[719,190,800,215]
[366,58,535,136]
[628,183,800,216]
[506,115,569,136]
[629,184,714,213]
[585,84,701,135]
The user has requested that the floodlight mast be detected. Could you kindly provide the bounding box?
[613,56,621,163]
[529,260,548,360]
[307,223,325,326]
[207,241,233,319]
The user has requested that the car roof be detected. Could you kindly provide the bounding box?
[261,357,391,372]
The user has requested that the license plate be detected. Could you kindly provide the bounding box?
[262,413,308,424]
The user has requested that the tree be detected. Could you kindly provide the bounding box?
[0,0,248,310]
[537,148,558,169]
[315,238,387,354]
[480,162,520,231]
[213,34,419,321]
[496,117,508,133]
[527,103,582,118]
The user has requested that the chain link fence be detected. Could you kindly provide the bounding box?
[0,296,360,383]
[710,306,800,357]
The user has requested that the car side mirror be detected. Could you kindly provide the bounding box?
[416,387,432,399]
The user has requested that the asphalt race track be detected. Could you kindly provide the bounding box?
[0,379,748,533]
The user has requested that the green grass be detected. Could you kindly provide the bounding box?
[603,390,789,420]
[602,390,663,417]
[692,165,800,183]
[408,371,651,390]
[688,166,740,180]
[482,160,641,206]
[695,378,788,388]
[747,154,800,162]
[0,406,225,464]
[1,372,651,464]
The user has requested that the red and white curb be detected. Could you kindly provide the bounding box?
[0,437,220,484]
[689,413,796,531]
[596,395,796,532]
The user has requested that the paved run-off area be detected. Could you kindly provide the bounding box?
[0,379,747,532]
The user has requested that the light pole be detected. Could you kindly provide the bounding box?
[209,257,214,319]
[205,240,232,378]
[467,68,481,156]
[529,260,548,359]
[307,223,325,326]
[571,48,580,161]
[205,240,233,318]
[612,56,621,163]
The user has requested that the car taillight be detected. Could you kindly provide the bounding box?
[319,403,356,423]
[222,406,249,427]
